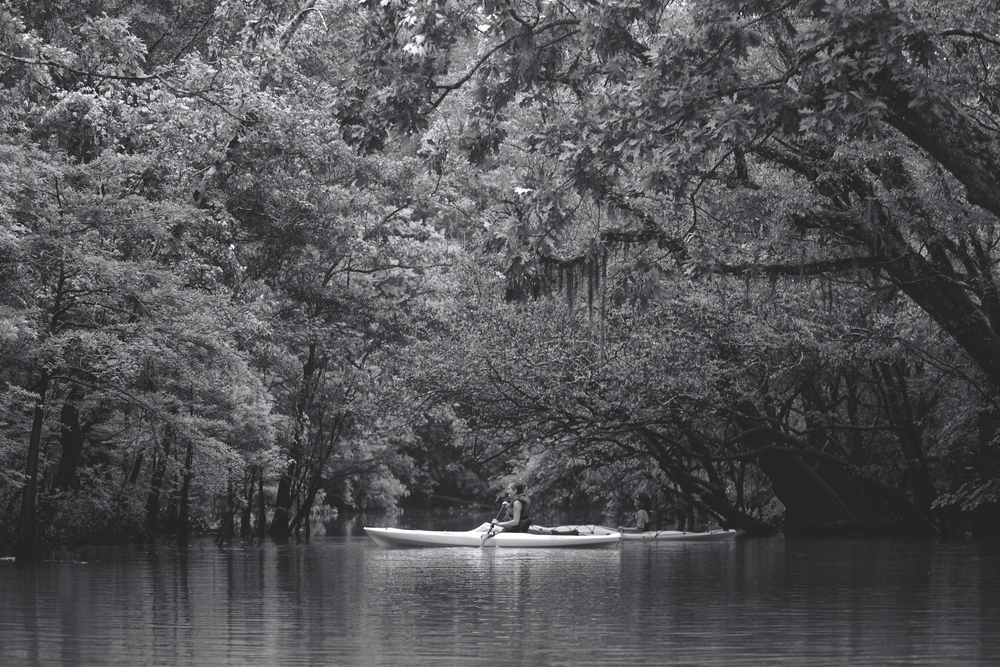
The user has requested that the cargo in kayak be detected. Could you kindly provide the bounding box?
[529,525,738,541]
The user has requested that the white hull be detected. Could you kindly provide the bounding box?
[531,525,738,542]
[364,525,621,549]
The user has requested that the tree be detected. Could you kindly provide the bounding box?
[0,2,283,556]
[357,0,1000,535]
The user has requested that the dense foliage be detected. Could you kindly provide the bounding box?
[0,0,457,558]
[355,0,1000,537]
[2,0,1000,559]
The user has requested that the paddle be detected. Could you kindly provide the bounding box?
[480,504,507,548]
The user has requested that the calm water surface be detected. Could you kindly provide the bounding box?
[1,528,999,666]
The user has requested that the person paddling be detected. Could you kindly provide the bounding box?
[491,482,532,533]
[618,493,654,533]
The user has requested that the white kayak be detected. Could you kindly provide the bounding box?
[531,525,738,542]
[364,523,621,549]
[619,529,737,541]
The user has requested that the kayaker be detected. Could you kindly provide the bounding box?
[491,482,532,533]
[619,493,654,533]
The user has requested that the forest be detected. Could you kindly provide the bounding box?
[2,0,1000,561]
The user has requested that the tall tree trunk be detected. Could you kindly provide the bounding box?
[746,426,940,536]
[127,451,144,486]
[876,361,938,514]
[51,385,86,493]
[257,474,267,542]
[270,342,322,539]
[289,469,323,538]
[145,433,172,539]
[15,372,49,562]
[269,454,298,540]
[217,478,236,545]
[177,441,194,547]
[288,416,348,536]
[240,471,254,541]
[164,485,178,535]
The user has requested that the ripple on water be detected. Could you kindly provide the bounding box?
[1,536,999,666]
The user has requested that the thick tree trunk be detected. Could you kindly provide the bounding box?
[756,447,855,531]
[15,373,49,562]
[745,426,941,536]
[760,88,1000,394]
[863,206,1000,391]
[883,80,1000,221]
[269,457,298,540]
[856,476,940,537]
[51,387,86,493]
[774,160,1000,395]
[288,469,323,538]
[127,451,143,486]
[270,343,323,540]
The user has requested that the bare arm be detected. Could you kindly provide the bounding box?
[492,501,522,528]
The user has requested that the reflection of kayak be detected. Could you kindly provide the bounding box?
[530,525,738,542]
[364,523,622,549]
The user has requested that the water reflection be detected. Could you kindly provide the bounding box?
[361,547,624,665]
[1,536,999,666]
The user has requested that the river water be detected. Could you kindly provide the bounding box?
[2,525,999,666]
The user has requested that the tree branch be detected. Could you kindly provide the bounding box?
[429,19,580,109]
[0,50,159,82]
[715,255,882,277]
[941,29,1000,50]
